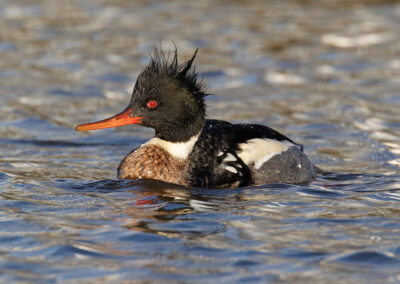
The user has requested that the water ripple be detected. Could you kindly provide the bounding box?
[1,0,400,282]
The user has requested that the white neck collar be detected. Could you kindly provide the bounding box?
[144,133,200,160]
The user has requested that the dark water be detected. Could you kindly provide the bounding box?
[1,0,400,282]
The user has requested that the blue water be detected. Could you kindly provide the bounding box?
[1,0,400,282]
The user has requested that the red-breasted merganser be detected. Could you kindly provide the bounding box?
[76,49,316,188]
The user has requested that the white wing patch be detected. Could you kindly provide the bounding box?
[237,138,294,170]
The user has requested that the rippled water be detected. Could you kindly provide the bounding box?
[1,0,400,282]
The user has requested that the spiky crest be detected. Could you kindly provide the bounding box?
[140,48,207,100]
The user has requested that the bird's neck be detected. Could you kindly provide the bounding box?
[154,111,205,143]
[145,132,201,160]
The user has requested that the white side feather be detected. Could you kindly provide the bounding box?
[237,138,294,169]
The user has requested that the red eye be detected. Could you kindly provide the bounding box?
[147,100,157,108]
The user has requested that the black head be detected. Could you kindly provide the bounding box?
[130,48,208,142]
[76,48,208,142]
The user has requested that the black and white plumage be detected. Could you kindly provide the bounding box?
[76,48,317,188]
[186,120,315,188]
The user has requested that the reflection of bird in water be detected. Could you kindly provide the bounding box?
[110,179,239,236]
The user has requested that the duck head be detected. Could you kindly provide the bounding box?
[76,48,208,142]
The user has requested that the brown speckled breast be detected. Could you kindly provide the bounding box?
[117,144,189,185]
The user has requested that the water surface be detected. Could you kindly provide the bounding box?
[1,0,400,282]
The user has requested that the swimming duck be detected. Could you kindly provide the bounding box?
[76,49,316,188]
